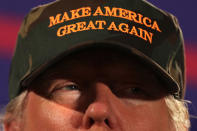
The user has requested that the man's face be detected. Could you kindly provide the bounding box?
[20,49,175,131]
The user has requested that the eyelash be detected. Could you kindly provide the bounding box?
[113,85,149,97]
[55,83,79,91]
[129,87,144,94]
[61,84,79,90]
[128,87,151,97]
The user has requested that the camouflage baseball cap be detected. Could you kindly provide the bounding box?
[9,0,186,99]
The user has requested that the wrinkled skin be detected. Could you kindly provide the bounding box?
[5,48,175,131]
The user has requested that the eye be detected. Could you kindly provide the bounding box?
[121,87,144,96]
[59,84,79,91]
[53,83,80,92]
[128,87,143,94]
[115,84,149,99]
[48,81,81,98]
[48,81,81,106]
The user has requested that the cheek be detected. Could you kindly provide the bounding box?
[22,92,82,131]
[116,99,172,131]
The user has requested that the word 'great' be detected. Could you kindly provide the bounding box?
[57,20,153,44]
[48,6,162,44]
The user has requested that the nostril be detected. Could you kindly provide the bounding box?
[87,118,111,128]
[89,118,95,126]
[84,118,95,129]
[104,119,110,127]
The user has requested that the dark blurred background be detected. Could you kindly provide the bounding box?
[0,0,196,130]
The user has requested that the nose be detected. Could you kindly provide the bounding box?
[82,83,116,129]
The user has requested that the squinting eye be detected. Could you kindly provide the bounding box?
[129,87,143,94]
[54,84,80,92]
[49,82,81,107]
[126,87,151,98]
[121,87,143,96]
[115,85,149,99]
[61,84,79,91]
[51,82,80,93]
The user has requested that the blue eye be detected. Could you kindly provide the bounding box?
[63,84,79,90]
[60,84,79,91]
[52,82,80,92]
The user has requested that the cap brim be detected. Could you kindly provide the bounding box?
[20,40,180,98]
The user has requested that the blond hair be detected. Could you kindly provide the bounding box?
[0,91,27,129]
[165,96,190,131]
